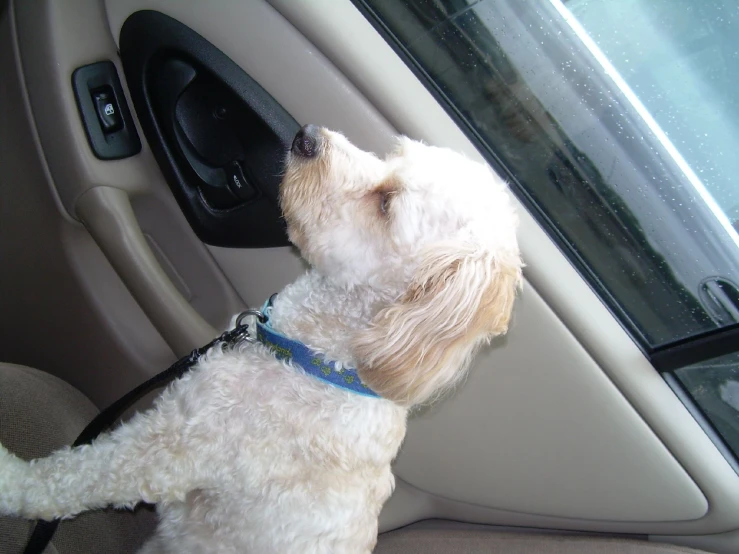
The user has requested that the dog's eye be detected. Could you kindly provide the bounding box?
[380,192,393,216]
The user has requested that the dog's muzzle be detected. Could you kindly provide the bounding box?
[292,124,321,158]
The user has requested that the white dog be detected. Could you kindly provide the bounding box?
[0,126,522,553]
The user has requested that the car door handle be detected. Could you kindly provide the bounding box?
[700,277,739,326]
[152,58,241,206]
[120,10,300,247]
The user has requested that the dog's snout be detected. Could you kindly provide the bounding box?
[292,125,321,158]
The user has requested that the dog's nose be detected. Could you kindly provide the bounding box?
[292,125,321,158]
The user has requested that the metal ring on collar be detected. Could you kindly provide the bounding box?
[235,309,266,327]
[236,309,265,333]
[234,309,266,343]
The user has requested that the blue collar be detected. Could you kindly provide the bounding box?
[254,297,380,399]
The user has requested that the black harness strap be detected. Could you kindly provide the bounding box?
[23,323,251,554]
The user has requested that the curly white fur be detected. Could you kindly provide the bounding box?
[0,129,521,553]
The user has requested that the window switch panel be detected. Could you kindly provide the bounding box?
[72,61,141,160]
[91,87,122,133]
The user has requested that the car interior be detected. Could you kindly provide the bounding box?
[1,0,739,553]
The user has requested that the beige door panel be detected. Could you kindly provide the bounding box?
[0,13,167,408]
[209,246,307,309]
[103,0,739,544]
[13,0,246,353]
[2,0,244,410]
[392,280,706,524]
[76,187,216,354]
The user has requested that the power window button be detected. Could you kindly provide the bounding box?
[91,87,122,133]
[225,161,256,202]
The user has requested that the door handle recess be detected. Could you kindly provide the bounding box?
[77,187,216,356]
[153,58,247,209]
[120,10,299,248]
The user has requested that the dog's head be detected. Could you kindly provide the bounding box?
[280,126,522,406]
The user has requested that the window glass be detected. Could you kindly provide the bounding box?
[675,352,739,455]
[569,0,739,226]
[360,0,739,348]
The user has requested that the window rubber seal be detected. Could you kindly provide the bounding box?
[650,323,739,372]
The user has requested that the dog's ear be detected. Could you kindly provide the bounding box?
[353,241,521,406]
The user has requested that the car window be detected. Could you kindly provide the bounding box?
[570,0,739,228]
[675,352,739,456]
[355,0,739,462]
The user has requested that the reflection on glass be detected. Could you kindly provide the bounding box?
[568,0,739,227]
[675,352,739,456]
[364,0,739,347]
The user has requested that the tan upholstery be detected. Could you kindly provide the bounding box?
[0,363,155,554]
[374,523,709,553]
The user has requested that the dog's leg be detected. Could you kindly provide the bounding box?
[0,405,198,521]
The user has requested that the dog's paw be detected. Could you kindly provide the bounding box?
[0,443,29,516]
[0,442,23,470]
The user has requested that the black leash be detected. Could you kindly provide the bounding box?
[23,319,253,554]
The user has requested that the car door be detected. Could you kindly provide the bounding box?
[1,1,738,553]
